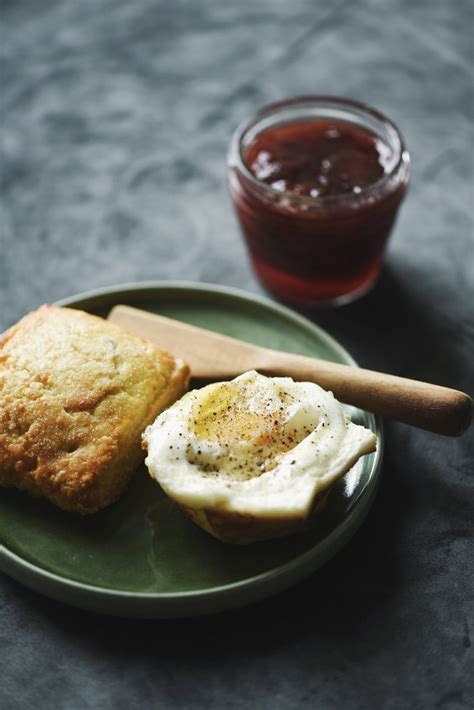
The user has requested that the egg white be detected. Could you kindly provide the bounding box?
[143,370,377,518]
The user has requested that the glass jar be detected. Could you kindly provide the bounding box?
[228,96,410,307]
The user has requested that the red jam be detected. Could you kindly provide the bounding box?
[246,120,389,199]
[229,101,409,307]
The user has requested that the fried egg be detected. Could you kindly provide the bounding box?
[143,370,377,542]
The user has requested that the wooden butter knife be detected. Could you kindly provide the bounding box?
[108,304,472,437]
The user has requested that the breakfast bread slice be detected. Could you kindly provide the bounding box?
[0,305,190,513]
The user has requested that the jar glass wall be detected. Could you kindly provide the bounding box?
[228,96,410,307]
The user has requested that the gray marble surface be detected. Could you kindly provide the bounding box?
[1,1,473,708]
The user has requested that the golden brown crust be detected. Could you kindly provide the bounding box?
[0,305,189,513]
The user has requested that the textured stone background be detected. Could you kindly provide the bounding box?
[1,1,473,708]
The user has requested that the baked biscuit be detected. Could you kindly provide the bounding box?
[0,305,189,513]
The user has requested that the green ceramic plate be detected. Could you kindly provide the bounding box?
[0,282,383,618]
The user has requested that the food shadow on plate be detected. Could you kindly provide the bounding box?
[151,440,405,649]
[8,443,404,660]
[0,446,372,596]
[144,447,372,588]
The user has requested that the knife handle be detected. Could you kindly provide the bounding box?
[260,349,472,436]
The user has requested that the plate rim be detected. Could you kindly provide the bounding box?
[0,281,384,615]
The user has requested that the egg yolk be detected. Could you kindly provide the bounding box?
[189,382,313,481]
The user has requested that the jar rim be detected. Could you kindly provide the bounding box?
[228,95,410,208]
